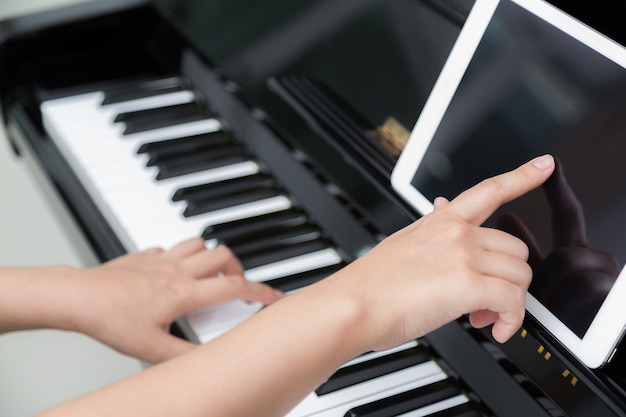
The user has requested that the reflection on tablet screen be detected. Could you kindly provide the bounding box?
[409,0,626,338]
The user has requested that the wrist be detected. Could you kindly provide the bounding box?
[0,265,84,333]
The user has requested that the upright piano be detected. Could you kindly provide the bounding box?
[2,1,626,415]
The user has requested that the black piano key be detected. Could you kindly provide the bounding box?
[183,188,281,218]
[425,401,485,417]
[344,379,462,417]
[101,77,186,105]
[226,224,321,257]
[239,239,329,270]
[156,153,248,180]
[147,140,243,169]
[115,102,212,135]
[174,173,276,204]
[202,209,309,245]
[138,131,233,163]
[264,263,346,293]
[315,345,431,396]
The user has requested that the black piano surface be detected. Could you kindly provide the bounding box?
[2,1,626,416]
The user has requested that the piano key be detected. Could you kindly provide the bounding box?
[201,208,309,243]
[238,238,329,270]
[43,90,196,128]
[72,119,223,157]
[186,300,264,341]
[100,76,186,105]
[226,224,321,257]
[244,248,343,282]
[184,188,281,218]
[420,401,484,417]
[286,361,447,417]
[263,263,345,293]
[173,172,275,203]
[316,345,432,396]
[92,161,261,233]
[343,379,464,417]
[156,150,248,180]
[119,196,293,250]
[115,101,213,134]
[138,131,234,165]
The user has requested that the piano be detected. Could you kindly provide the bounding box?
[1,0,626,415]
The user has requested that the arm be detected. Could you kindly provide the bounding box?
[37,155,555,417]
[0,237,283,363]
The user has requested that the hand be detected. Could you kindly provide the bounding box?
[70,238,283,363]
[329,155,556,351]
[496,158,620,336]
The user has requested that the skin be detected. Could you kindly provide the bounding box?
[0,239,284,363]
[3,155,555,417]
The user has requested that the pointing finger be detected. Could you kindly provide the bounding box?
[448,155,555,226]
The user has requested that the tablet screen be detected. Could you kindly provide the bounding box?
[408,0,626,340]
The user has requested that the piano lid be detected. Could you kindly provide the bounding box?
[154,0,470,159]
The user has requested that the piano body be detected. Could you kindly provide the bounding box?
[2,0,626,415]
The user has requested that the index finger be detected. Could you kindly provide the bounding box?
[448,155,555,226]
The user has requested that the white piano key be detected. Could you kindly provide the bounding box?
[186,300,264,337]
[244,248,343,282]
[340,341,418,369]
[103,90,196,115]
[99,160,260,197]
[41,90,196,125]
[286,362,446,417]
[398,395,469,417]
[311,389,468,417]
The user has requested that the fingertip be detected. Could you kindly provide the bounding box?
[433,196,449,211]
[169,237,206,257]
[259,287,286,305]
[530,154,555,171]
[142,246,165,255]
[491,319,520,344]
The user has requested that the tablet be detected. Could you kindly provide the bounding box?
[391,0,626,369]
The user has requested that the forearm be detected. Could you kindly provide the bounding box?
[0,266,82,334]
[36,271,368,417]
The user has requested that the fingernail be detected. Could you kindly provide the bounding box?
[274,290,285,298]
[531,154,554,170]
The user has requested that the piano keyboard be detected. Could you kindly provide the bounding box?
[40,78,484,417]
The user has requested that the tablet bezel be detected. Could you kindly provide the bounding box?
[390,0,626,369]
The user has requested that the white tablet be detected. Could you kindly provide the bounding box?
[391,0,626,369]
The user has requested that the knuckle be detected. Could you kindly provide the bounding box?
[478,176,506,198]
[166,279,193,298]
[213,245,235,260]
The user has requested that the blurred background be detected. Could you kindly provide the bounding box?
[0,1,144,416]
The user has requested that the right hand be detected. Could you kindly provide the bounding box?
[329,155,556,351]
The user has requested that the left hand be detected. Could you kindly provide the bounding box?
[69,238,283,363]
